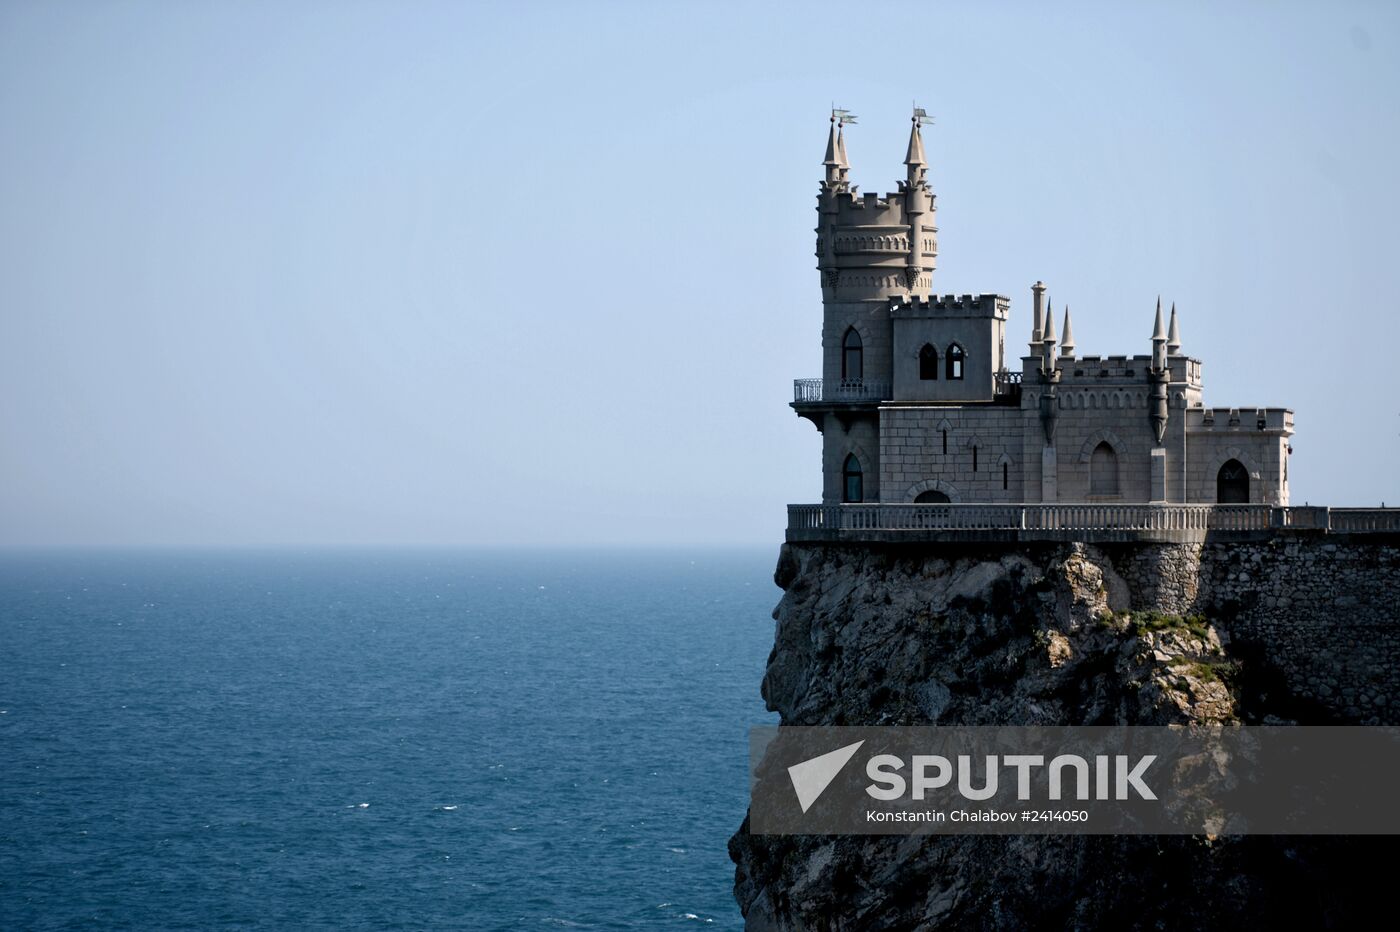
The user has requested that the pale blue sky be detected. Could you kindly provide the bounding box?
[2,1,1397,546]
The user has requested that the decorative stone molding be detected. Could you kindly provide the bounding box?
[904,479,962,503]
[1078,428,1128,464]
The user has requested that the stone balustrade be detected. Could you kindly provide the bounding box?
[786,503,1400,544]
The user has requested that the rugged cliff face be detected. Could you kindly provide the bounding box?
[730,540,1400,930]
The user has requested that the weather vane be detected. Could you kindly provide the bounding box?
[831,107,857,126]
[912,105,934,126]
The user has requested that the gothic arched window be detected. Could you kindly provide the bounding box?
[1090,442,1119,495]
[1217,459,1250,504]
[842,454,863,503]
[919,344,938,380]
[842,328,863,381]
[946,343,964,380]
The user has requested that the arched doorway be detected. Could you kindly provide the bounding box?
[914,490,951,504]
[1216,459,1249,503]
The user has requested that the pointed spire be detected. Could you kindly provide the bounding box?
[904,119,926,168]
[1059,306,1075,358]
[1152,296,1166,341]
[823,121,839,164]
[823,120,841,185]
[837,125,849,169]
[1167,302,1181,355]
[1042,301,1057,344]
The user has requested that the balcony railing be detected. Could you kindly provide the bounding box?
[793,378,892,404]
[995,370,1023,393]
[786,503,1400,541]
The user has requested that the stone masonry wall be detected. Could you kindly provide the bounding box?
[1107,535,1400,722]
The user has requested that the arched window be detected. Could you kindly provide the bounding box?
[915,490,950,503]
[842,328,863,381]
[919,344,939,380]
[946,343,964,380]
[842,454,863,503]
[1217,459,1250,504]
[1090,442,1119,495]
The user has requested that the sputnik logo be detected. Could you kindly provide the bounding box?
[787,740,865,813]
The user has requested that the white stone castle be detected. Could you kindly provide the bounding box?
[794,109,1293,508]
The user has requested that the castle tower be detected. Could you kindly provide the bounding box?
[815,111,939,398]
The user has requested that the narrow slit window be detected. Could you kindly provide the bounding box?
[1002,462,1008,490]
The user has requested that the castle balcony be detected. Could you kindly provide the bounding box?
[786,503,1400,545]
[792,378,892,405]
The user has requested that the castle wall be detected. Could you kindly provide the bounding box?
[877,406,1031,502]
[821,301,894,386]
[1105,537,1400,721]
[889,295,1008,403]
[822,412,880,504]
[1049,403,1174,502]
[1185,410,1293,505]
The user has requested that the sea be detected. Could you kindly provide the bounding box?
[0,548,779,930]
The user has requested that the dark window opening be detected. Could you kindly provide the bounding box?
[842,328,863,381]
[941,430,947,455]
[915,490,950,504]
[1090,442,1119,495]
[972,445,978,472]
[919,344,938,380]
[1217,459,1249,504]
[842,454,863,503]
[1002,462,1008,490]
[946,343,964,380]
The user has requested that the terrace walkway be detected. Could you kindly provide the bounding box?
[786,503,1400,544]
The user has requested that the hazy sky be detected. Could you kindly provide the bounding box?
[2,1,1397,547]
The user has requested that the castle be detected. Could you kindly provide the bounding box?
[794,110,1293,508]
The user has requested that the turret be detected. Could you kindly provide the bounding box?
[1149,297,1169,445]
[1041,300,1058,371]
[822,120,841,187]
[836,124,850,183]
[1059,305,1075,360]
[1151,297,1168,372]
[901,112,932,291]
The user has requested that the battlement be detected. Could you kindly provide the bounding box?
[1187,407,1293,433]
[890,293,1009,317]
[1056,355,1153,381]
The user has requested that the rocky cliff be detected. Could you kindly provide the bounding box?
[730,539,1400,930]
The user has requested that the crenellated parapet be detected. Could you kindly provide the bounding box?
[890,293,1008,317]
[1187,407,1294,433]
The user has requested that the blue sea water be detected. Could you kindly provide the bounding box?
[0,549,778,930]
